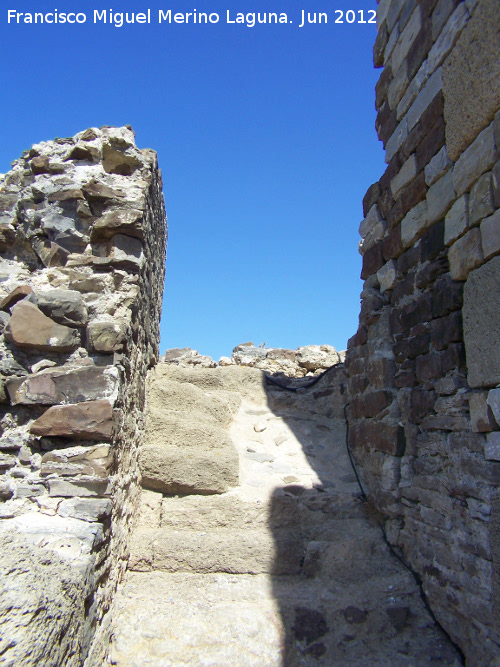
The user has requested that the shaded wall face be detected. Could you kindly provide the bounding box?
[0,126,167,664]
[346,0,500,661]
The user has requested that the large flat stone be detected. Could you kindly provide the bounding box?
[463,256,500,387]
[5,301,80,352]
[30,399,114,440]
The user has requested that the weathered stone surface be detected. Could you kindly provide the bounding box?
[58,498,112,522]
[485,432,500,461]
[296,345,340,370]
[443,0,500,160]
[87,320,127,353]
[469,172,495,226]
[463,256,500,387]
[448,227,484,280]
[469,392,497,432]
[424,145,452,186]
[452,123,497,196]
[32,289,88,326]
[487,388,500,427]
[407,68,443,131]
[30,399,114,440]
[7,364,119,406]
[5,301,80,352]
[91,208,144,241]
[377,259,398,292]
[481,209,500,260]
[444,194,469,245]
[401,200,428,247]
[0,285,33,311]
[426,169,456,224]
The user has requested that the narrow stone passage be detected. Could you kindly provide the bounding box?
[109,364,461,666]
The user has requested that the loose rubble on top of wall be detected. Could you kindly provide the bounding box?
[0,126,167,666]
[161,342,346,378]
[346,0,500,663]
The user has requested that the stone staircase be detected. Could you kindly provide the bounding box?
[108,364,461,666]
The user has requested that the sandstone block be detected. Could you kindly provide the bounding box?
[463,256,500,387]
[445,195,469,246]
[480,209,500,260]
[448,228,484,280]
[0,285,33,311]
[30,399,114,440]
[443,0,500,160]
[5,301,80,352]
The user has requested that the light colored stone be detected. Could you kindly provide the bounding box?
[487,388,500,427]
[426,169,456,224]
[296,344,340,370]
[385,117,408,163]
[469,392,497,432]
[443,0,500,160]
[58,498,112,523]
[449,227,484,280]
[463,256,500,387]
[452,123,497,196]
[33,289,88,327]
[390,6,422,72]
[425,146,452,187]
[254,422,267,433]
[445,195,469,246]
[407,68,443,131]
[87,319,127,353]
[427,3,470,74]
[401,200,428,247]
[391,155,417,197]
[377,259,398,292]
[397,61,429,121]
[485,432,500,461]
[481,209,500,260]
[469,173,495,225]
[5,300,80,352]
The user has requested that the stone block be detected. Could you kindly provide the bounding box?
[390,6,422,72]
[481,209,500,260]
[416,118,446,173]
[407,20,434,80]
[406,68,443,131]
[7,365,119,406]
[432,275,463,317]
[425,146,452,186]
[58,498,112,522]
[432,0,459,40]
[431,310,462,350]
[493,160,500,208]
[0,285,33,311]
[388,61,409,111]
[487,388,500,427]
[468,392,496,432]
[401,171,428,216]
[377,259,398,292]
[416,351,442,382]
[401,200,429,247]
[349,420,406,456]
[359,205,386,252]
[87,320,128,353]
[443,0,500,161]
[427,3,469,73]
[445,195,469,246]
[426,169,456,224]
[391,156,418,198]
[448,227,484,280]
[361,242,384,280]
[421,220,445,262]
[453,122,497,196]
[469,173,495,226]
[32,289,88,327]
[48,479,111,497]
[362,182,381,217]
[91,208,144,242]
[485,432,500,461]
[30,399,114,440]
[383,225,404,261]
[4,301,80,352]
[463,256,500,387]
[398,60,429,121]
[385,117,409,163]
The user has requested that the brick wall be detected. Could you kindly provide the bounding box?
[346,0,500,661]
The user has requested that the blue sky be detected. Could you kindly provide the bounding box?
[0,0,384,360]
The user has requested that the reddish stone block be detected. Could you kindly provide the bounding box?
[416,118,446,172]
[349,375,369,394]
[431,311,463,351]
[349,420,406,456]
[421,221,445,262]
[420,91,444,135]
[401,171,428,216]
[374,23,389,69]
[361,242,384,280]
[363,182,381,218]
[400,123,424,161]
[416,351,442,382]
[351,390,393,419]
[366,357,396,389]
[397,244,422,275]
[441,342,466,374]
[0,285,34,311]
[415,255,449,289]
[432,276,463,317]
[378,186,395,219]
[394,331,431,361]
[351,325,368,347]
[377,104,398,145]
[396,360,417,388]
[379,154,402,193]
[387,200,405,231]
[391,273,415,305]
[400,293,433,331]
[383,225,404,261]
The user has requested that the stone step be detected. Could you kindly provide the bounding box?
[129,527,304,575]
[110,571,461,667]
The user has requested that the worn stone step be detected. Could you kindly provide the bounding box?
[129,527,303,575]
[110,571,461,667]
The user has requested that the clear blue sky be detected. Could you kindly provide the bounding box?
[0,0,384,360]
